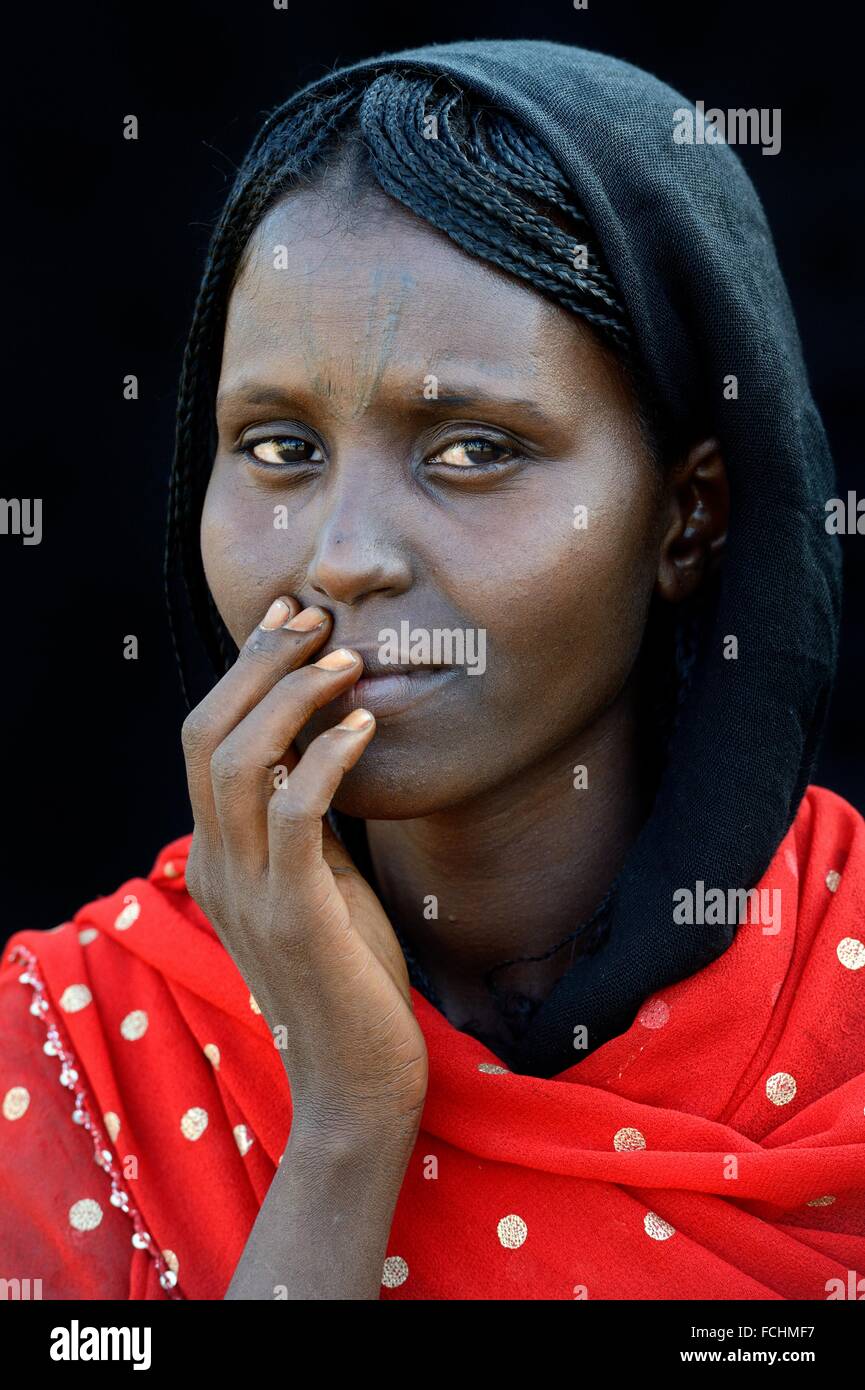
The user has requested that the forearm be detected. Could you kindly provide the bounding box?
[225,1119,419,1300]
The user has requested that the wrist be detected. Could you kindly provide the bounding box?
[286,1107,421,1171]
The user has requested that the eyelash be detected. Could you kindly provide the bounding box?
[239,432,518,474]
[426,437,513,471]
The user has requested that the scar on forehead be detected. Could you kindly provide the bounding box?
[292,266,416,421]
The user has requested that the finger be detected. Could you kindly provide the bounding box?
[181,597,330,834]
[267,707,376,901]
[211,648,365,862]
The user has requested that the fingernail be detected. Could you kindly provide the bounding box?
[315,648,357,670]
[337,709,374,731]
[260,598,292,630]
[285,606,326,632]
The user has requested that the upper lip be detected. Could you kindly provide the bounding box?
[330,647,459,678]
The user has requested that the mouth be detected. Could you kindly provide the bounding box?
[327,656,462,721]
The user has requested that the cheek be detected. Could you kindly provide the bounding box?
[199,465,307,643]
[461,474,661,727]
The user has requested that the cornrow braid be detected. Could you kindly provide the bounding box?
[357,76,630,346]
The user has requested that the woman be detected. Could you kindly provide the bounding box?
[1,39,863,1301]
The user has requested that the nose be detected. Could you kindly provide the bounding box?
[305,494,413,607]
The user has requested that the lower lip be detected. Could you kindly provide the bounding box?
[334,668,461,720]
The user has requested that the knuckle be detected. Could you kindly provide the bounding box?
[314,730,355,782]
[241,627,278,667]
[268,793,312,837]
[317,727,352,761]
[181,708,211,758]
[275,669,327,725]
[209,741,246,789]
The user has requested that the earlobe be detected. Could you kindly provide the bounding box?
[655,437,729,603]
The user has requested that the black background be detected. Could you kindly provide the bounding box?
[3,1,862,940]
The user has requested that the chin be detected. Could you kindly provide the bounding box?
[330,748,467,820]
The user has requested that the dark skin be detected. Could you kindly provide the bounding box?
[183,176,728,1297]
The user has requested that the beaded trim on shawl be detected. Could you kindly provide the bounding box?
[6,943,184,1300]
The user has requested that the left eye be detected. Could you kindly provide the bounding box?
[427,438,509,468]
[247,437,323,465]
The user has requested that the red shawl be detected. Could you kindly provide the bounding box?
[2,784,863,1300]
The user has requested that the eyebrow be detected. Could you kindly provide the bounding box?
[217,381,555,425]
[423,391,552,422]
[217,385,298,410]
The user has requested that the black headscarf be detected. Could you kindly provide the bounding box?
[195,40,844,1077]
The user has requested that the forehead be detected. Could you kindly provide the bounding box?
[220,187,603,396]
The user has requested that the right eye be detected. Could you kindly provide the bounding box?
[245,435,324,466]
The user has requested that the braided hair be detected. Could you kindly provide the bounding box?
[166,69,706,1048]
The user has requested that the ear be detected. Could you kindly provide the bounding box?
[655,437,729,603]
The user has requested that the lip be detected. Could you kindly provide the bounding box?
[329,665,461,721]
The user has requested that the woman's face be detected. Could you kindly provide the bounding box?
[202,183,671,818]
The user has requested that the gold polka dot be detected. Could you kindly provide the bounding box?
[806,1194,836,1207]
[163,861,181,879]
[382,1255,409,1288]
[180,1107,208,1141]
[3,1086,30,1121]
[103,1111,120,1144]
[120,1009,149,1041]
[78,928,99,946]
[114,897,141,931]
[477,1062,509,1074]
[249,993,261,1015]
[203,1043,220,1068]
[69,1198,103,1232]
[161,1248,180,1274]
[60,984,93,1013]
[638,998,670,1029]
[766,1071,797,1106]
[836,937,865,971]
[497,1214,528,1249]
[826,869,841,893]
[614,1126,646,1151]
[644,1211,675,1240]
[234,1123,254,1156]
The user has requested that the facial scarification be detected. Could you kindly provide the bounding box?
[294,266,415,422]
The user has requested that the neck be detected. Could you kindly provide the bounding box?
[365,687,651,1050]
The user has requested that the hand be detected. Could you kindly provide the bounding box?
[181,596,429,1142]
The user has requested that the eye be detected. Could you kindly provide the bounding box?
[245,435,323,466]
[427,437,511,469]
